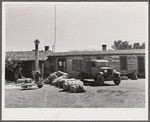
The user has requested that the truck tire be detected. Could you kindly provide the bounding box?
[78,73,84,81]
[97,74,104,85]
[114,75,121,85]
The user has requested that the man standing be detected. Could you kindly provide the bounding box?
[32,71,41,83]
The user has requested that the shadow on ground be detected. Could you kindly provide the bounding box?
[83,81,115,87]
[20,87,39,91]
[58,89,86,93]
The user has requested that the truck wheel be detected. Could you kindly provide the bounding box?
[78,73,84,81]
[114,76,121,85]
[37,84,43,88]
[97,74,104,85]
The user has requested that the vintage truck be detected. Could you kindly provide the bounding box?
[72,59,121,85]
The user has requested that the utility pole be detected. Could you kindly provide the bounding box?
[54,4,56,52]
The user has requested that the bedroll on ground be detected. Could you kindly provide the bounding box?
[45,71,68,84]
[69,80,86,93]
[47,71,86,93]
[51,75,68,87]
[47,72,58,84]
[63,78,76,91]
[55,71,68,77]
[63,79,86,93]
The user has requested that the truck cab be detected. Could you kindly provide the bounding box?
[91,60,109,77]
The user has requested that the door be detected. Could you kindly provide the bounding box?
[22,61,32,78]
[58,58,66,72]
[138,56,145,76]
[91,61,98,77]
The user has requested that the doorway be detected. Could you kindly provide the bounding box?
[58,58,66,72]
[138,56,145,77]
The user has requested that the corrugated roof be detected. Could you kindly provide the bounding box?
[6,50,51,61]
[48,49,145,56]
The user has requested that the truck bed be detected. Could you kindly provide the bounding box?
[72,59,91,73]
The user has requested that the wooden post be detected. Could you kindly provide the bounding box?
[34,39,40,72]
[55,58,58,71]
[41,63,44,80]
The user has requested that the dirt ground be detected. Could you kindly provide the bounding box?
[5,79,145,108]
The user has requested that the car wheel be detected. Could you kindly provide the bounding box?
[97,74,104,85]
[114,75,121,85]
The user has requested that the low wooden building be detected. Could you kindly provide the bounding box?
[46,49,145,78]
[5,49,145,79]
[6,50,51,78]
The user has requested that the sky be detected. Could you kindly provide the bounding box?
[3,2,148,52]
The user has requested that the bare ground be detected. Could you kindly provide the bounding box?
[5,79,145,108]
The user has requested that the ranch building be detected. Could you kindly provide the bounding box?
[46,49,145,78]
[5,48,145,80]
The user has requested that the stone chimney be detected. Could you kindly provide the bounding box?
[102,45,107,51]
[45,46,49,51]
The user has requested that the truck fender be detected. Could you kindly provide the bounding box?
[113,72,121,78]
[114,71,121,75]
[96,72,104,76]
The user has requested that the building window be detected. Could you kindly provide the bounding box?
[120,56,127,70]
[96,56,104,59]
[92,62,96,67]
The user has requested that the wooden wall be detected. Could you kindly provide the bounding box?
[45,54,145,78]
[65,54,145,78]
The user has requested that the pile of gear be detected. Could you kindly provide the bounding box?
[44,71,86,93]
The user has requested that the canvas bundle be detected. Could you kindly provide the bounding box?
[69,80,86,93]
[51,79,58,85]
[43,79,50,84]
[62,79,86,93]
[51,75,68,86]
[48,72,58,84]
[55,71,68,77]
[56,75,68,87]
[62,78,76,91]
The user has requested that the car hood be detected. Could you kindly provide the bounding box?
[100,67,112,69]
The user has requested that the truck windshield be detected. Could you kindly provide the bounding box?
[97,62,109,67]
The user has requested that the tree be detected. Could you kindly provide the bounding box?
[133,42,145,49]
[5,58,23,82]
[111,40,132,50]
[111,40,145,50]
[140,42,145,49]
[133,42,140,49]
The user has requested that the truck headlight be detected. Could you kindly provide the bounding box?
[113,69,116,72]
[104,70,107,73]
